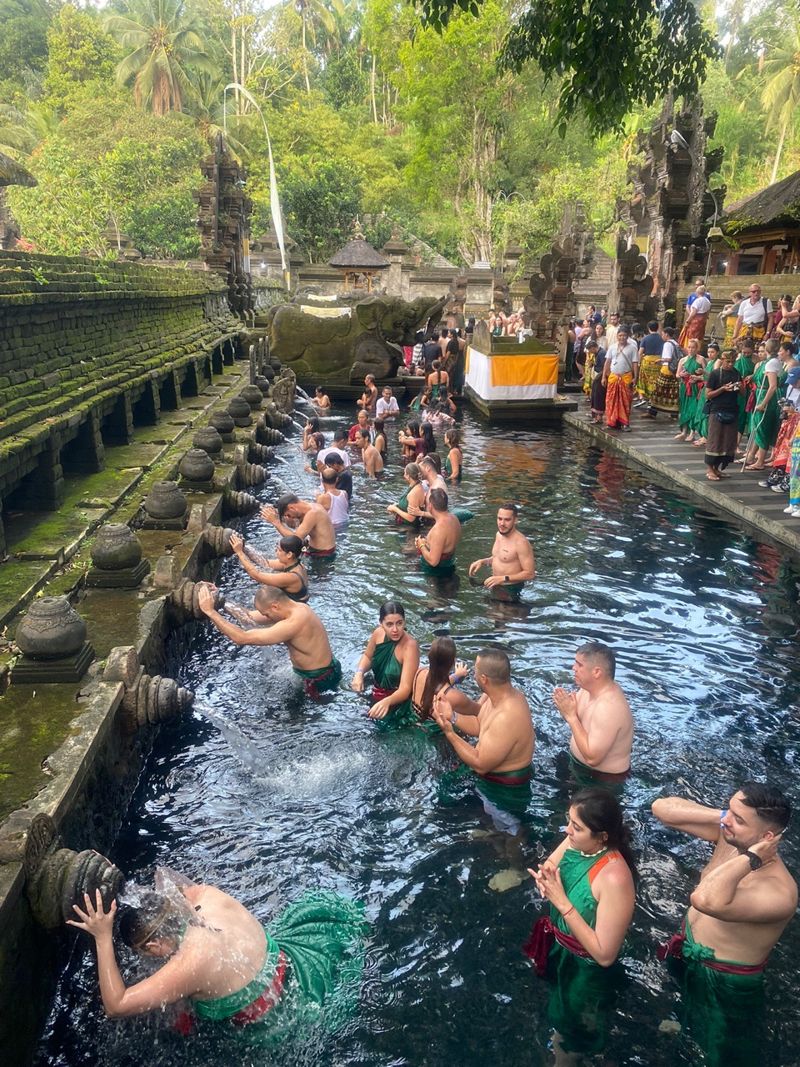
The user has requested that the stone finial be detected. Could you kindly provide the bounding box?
[142,481,188,530]
[87,524,150,588]
[203,525,235,558]
[192,426,224,455]
[209,412,236,442]
[248,442,273,464]
[13,597,95,683]
[168,579,225,623]
[121,672,194,731]
[238,461,267,487]
[179,448,215,488]
[240,384,264,410]
[227,396,252,427]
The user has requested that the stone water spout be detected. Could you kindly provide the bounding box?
[223,489,260,516]
[248,442,273,464]
[22,814,125,930]
[263,401,293,431]
[256,420,285,446]
[104,646,194,732]
[202,525,235,559]
[237,461,267,487]
[168,579,225,624]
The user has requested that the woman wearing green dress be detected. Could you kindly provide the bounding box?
[734,341,756,441]
[745,349,784,470]
[351,601,420,726]
[692,342,720,449]
[523,788,636,1060]
[443,428,463,482]
[387,463,425,525]
[674,341,706,443]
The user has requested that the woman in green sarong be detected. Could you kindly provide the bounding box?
[674,340,706,442]
[66,871,367,1041]
[745,348,784,470]
[410,636,478,737]
[523,788,636,1060]
[387,463,426,526]
[691,341,720,449]
[734,342,756,440]
[351,600,420,727]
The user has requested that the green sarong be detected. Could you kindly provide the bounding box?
[293,657,342,696]
[664,916,765,1067]
[371,637,414,727]
[752,361,785,450]
[420,553,456,576]
[544,848,625,1056]
[194,892,367,1042]
[734,354,754,434]
[678,356,701,432]
[451,507,474,524]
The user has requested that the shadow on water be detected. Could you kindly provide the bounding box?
[35,412,800,1066]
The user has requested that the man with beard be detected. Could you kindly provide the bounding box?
[468,504,535,597]
[652,783,796,1065]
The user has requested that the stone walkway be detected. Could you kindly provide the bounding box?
[564,401,800,559]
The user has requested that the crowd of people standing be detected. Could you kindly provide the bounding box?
[572,283,800,494]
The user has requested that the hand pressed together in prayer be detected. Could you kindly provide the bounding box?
[552,687,579,723]
[529,861,571,915]
[260,504,278,525]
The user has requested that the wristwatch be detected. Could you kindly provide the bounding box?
[745,850,763,870]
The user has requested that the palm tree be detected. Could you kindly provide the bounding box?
[104,0,215,115]
[186,74,250,160]
[287,0,343,93]
[759,23,800,184]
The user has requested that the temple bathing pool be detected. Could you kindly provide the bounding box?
[36,411,800,1066]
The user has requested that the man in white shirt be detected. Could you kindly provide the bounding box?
[605,311,621,350]
[376,386,400,420]
[734,284,773,342]
[602,325,639,431]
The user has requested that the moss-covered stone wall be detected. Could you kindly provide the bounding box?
[0,251,244,551]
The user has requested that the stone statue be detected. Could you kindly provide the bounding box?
[267,293,447,381]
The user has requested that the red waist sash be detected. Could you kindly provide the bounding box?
[305,544,336,558]
[231,949,289,1027]
[480,768,533,786]
[657,925,767,975]
[523,916,590,976]
[372,685,396,702]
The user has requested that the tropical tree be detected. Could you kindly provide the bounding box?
[105,0,215,115]
[285,0,343,93]
[759,19,800,183]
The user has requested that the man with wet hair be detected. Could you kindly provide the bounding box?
[358,428,384,477]
[197,582,342,696]
[261,494,336,557]
[652,782,797,1065]
[552,641,633,785]
[468,503,535,597]
[415,487,461,576]
[432,648,535,830]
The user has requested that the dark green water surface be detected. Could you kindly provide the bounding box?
[36,412,800,1066]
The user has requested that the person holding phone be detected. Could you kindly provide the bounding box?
[702,349,742,480]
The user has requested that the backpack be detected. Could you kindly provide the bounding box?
[667,341,685,375]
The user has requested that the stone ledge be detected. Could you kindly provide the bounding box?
[564,412,800,559]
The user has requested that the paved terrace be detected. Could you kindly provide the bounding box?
[564,402,800,559]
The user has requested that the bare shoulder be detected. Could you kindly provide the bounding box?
[597,857,634,890]
[598,683,632,713]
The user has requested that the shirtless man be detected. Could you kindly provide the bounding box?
[261,493,336,558]
[468,504,535,596]
[67,867,365,1025]
[415,487,461,576]
[432,648,535,829]
[652,783,796,1063]
[357,428,384,476]
[358,374,378,416]
[552,641,633,782]
[197,582,341,695]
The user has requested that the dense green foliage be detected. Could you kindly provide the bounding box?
[1,0,797,268]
